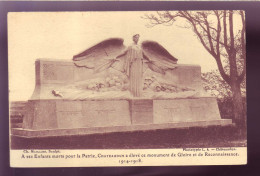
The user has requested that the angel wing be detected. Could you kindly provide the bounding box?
[141,40,178,74]
[73,38,126,73]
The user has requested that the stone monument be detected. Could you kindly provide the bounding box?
[11,36,232,138]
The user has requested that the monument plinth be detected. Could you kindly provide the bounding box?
[12,37,232,138]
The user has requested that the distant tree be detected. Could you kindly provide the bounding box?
[201,69,246,99]
[202,69,232,99]
[143,10,246,127]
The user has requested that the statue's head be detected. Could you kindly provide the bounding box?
[132,34,140,44]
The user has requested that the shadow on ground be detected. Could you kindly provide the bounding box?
[11,125,246,149]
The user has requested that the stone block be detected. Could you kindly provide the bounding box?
[23,100,57,130]
[167,64,202,91]
[153,98,221,124]
[130,99,153,125]
[56,100,84,129]
[81,100,131,127]
[22,100,131,130]
[36,59,75,85]
[22,98,223,132]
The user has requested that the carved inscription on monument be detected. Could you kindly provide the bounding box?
[56,65,74,81]
[59,111,82,116]
[95,109,115,116]
[43,64,57,80]
[164,107,181,121]
[41,61,75,84]
[56,101,85,128]
[154,99,203,123]
[82,101,131,127]
[153,100,184,123]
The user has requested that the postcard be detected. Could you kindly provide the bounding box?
[9,11,247,167]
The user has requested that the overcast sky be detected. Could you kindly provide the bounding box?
[8,11,237,101]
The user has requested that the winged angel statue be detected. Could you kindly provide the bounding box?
[73,34,178,97]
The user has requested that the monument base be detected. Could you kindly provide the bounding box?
[12,119,233,138]
[14,97,233,138]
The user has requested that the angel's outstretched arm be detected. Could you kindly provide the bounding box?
[115,48,128,59]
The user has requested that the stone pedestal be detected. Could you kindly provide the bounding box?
[12,97,232,137]
[23,99,131,130]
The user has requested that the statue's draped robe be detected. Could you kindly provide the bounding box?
[124,44,143,97]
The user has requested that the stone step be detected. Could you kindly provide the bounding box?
[10,114,24,118]
[10,110,25,116]
[10,101,26,118]
[10,117,23,124]
[10,101,27,105]
[10,106,25,111]
[10,101,26,109]
[10,105,26,109]
[11,123,23,128]
[11,119,233,138]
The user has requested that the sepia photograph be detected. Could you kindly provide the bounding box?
[8,10,246,166]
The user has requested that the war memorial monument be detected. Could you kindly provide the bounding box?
[11,35,232,138]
